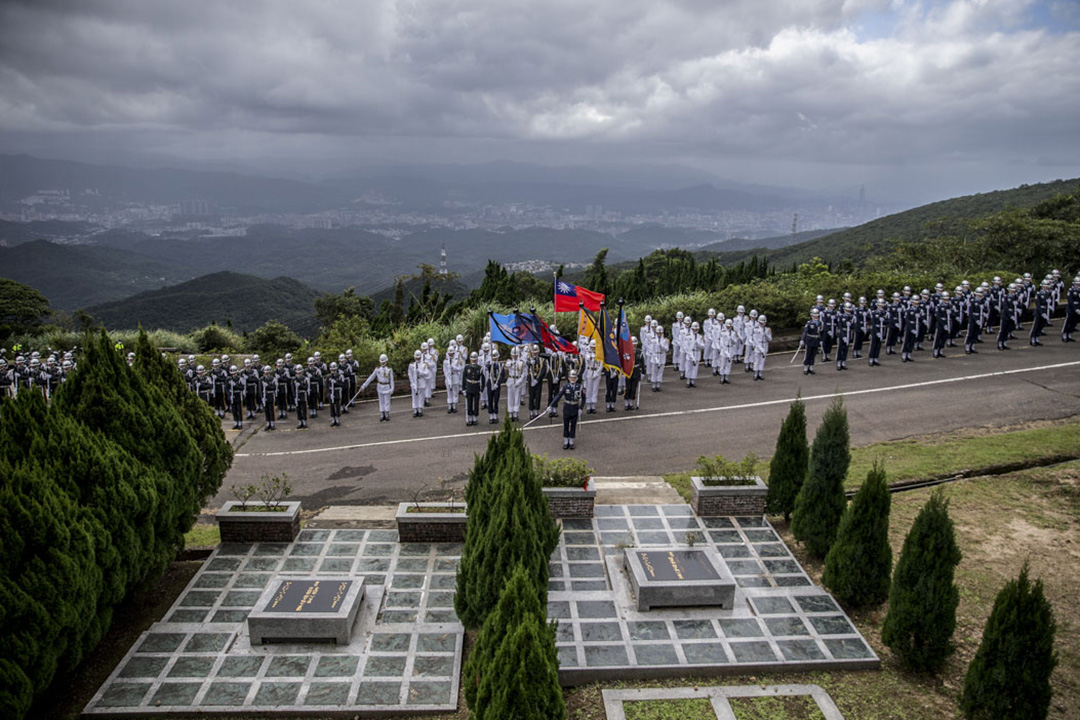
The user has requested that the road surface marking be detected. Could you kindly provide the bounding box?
[236,360,1079,457]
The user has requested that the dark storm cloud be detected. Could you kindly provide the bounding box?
[0,0,1077,196]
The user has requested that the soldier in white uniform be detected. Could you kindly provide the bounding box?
[648,324,669,391]
[703,308,721,369]
[750,315,772,380]
[672,311,685,373]
[408,350,429,417]
[359,354,395,422]
[744,310,759,372]
[425,338,439,403]
[583,339,603,412]
[684,321,705,388]
[732,306,747,363]
[443,345,464,413]
[505,346,525,421]
[716,318,735,384]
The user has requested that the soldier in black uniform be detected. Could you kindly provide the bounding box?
[868,298,888,366]
[274,358,290,419]
[294,365,310,429]
[242,358,260,419]
[194,365,215,407]
[624,337,644,410]
[326,362,345,427]
[42,356,63,400]
[0,358,12,402]
[227,365,245,430]
[1063,275,1080,342]
[901,295,922,362]
[886,293,903,353]
[603,363,620,412]
[338,353,354,413]
[821,299,837,361]
[933,291,954,358]
[485,348,506,424]
[261,365,278,431]
[853,297,869,358]
[549,368,585,450]
[799,309,823,375]
[463,351,483,426]
[1030,279,1051,346]
[306,357,321,418]
[547,351,564,417]
[965,287,985,354]
[210,358,228,418]
[997,286,1016,351]
[835,303,853,370]
[527,345,548,420]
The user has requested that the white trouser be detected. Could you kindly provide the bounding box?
[685,356,699,380]
[377,387,392,412]
[718,354,732,376]
[754,348,767,372]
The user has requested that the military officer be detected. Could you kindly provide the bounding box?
[526,344,547,419]
[703,308,721,369]
[408,350,429,417]
[210,358,228,418]
[934,291,954,357]
[800,308,823,375]
[868,298,888,366]
[749,315,772,380]
[649,323,669,390]
[359,354,395,422]
[194,364,214,406]
[624,337,644,409]
[463,351,483,426]
[306,357,322,417]
[485,346,506,424]
[684,321,705,388]
[1031,279,1051,346]
[443,345,463,413]
[716,318,735,384]
[549,368,585,450]
[260,365,278,431]
[326,362,345,426]
[583,339,603,412]
[1063,275,1080,342]
[226,365,245,429]
[997,286,1015,351]
[505,346,526,421]
[821,299,837,361]
[853,297,869,358]
[965,287,986,354]
[242,358,260,419]
[834,303,853,370]
[293,365,311,429]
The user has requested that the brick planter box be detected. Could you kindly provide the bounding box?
[216,501,302,543]
[542,478,596,518]
[691,476,767,516]
[396,502,468,543]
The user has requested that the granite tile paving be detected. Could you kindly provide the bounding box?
[84,528,462,716]
[87,504,875,715]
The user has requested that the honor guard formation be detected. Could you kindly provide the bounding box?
[5,272,1076,451]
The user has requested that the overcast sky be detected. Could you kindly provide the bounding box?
[1,0,1078,203]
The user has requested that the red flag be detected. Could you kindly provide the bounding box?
[554,277,605,312]
[617,304,634,377]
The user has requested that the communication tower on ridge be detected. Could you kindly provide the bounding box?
[439,243,448,276]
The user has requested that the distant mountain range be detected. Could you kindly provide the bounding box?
[0,153,872,216]
[86,272,320,335]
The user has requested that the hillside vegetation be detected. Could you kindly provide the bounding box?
[86,272,320,334]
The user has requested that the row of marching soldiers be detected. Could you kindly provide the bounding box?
[0,350,76,401]
[795,272,1079,374]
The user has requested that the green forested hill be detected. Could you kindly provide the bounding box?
[86,272,320,334]
[706,178,1080,268]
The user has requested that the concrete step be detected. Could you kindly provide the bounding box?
[308,504,398,529]
[591,476,684,505]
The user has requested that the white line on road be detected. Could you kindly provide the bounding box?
[236,360,1080,457]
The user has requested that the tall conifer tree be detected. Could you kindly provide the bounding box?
[882,491,962,672]
[792,396,851,558]
[766,396,809,522]
[823,462,892,608]
[960,564,1057,720]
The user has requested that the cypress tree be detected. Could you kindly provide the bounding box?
[766,396,809,522]
[470,589,564,720]
[881,491,962,673]
[464,564,557,711]
[823,462,892,608]
[133,330,231,504]
[792,396,851,558]
[960,564,1057,720]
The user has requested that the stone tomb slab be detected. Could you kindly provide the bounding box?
[247,576,364,645]
[624,546,736,611]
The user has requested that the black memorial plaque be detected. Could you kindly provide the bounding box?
[264,579,352,614]
[635,550,721,583]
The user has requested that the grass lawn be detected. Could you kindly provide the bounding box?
[183,522,220,548]
[624,697,716,720]
[664,415,1080,502]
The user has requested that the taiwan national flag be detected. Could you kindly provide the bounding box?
[554,278,605,313]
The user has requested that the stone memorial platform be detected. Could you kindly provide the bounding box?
[247,576,365,645]
[624,547,736,611]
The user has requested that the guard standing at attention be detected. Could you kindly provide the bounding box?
[326,362,345,427]
[548,368,585,450]
[800,309,823,375]
[463,351,483,426]
[359,354,395,422]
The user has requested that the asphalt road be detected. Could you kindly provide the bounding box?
[212,340,1080,509]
